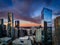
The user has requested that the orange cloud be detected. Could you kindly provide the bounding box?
[4,20,41,27]
[20,23,40,27]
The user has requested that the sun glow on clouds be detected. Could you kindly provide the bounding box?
[32,10,41,18]
[1,0,60,26]
[4,19,41,27]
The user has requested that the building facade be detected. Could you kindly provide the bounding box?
[54,16,60,45]
[7,12,14,38]
[15,20,20,38]
[0,19,4,37]
[41,8,52,45]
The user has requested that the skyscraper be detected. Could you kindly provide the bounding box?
[41,8,52,45]
[15,20,20,38]
[0,19,4,37]
[54,16,60,45]
[15,21,20,28]
[7,12,14,38]
[2,25,7,37]
[0,19,3,25]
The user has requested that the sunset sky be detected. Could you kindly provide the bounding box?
[0,0,60,27]
[4,19,41,27]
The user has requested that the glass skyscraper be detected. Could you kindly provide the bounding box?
[41,8,52,45]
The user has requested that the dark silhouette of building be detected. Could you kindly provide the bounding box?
[44,21,47,45]
[0,25,3,38]
[2,25,7,37]
[0,19,4,38]
[15,20,20,38]
[15,21,19,28]
[54,16,60,45]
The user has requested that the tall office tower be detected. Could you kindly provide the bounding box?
[35,26,42,44]
[54,16,60,45]
[0,19,3,25]
[15,21,20,38]
[7,12,14,38]
[43,21,47,45]
[41,8,52,45]
[2,25,7,37]
[15,21,19,28]
[0,19,4,37]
